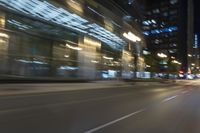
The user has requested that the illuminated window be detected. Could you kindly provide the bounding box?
[169,49,177,53]
[152,9,160,14]
[143,26,178,36]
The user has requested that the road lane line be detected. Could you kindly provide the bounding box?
[161,95,178,103]
[84,109,145,133]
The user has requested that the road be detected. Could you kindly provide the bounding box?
[0,80,200,133]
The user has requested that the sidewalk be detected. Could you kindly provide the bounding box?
[0,80,184,96]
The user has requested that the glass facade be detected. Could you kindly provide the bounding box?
[0,0,145,80]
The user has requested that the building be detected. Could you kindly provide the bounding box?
[141,0,199,75]
[0,0,145,80]
[112,0,145,34]
[187,0,200,74]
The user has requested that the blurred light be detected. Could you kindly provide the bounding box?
[111,21,121,28]
[0,33,9,38]
[159,61,168,65]
[64,55,69,58]
[143,26,178,36]
[59,66,78,70]
[123,32,141,42]
[143,20,151,26]
[128,0,134,5]
[146,65,151,68]
[103,56,113,60]
[91,60,99,64]
[0,39,6,43]
[87,6,105,18]
[179,74,184,77]
[151,19,156,24]
[171,56,175,59]
[188,54,192,57]
[143,50,150,55]
[157,53,167,58]
[16,59,48,64]
[84,37,101,47]
[123,51,131,56]
[66,44,82,51]
[0,16,5,28]
[33,61,48,64]
[191,63,195,66]
[143,31,150,36]
[113,61,120,64]
[179,70,184,74]
[67,0,83,13]
[172,60,181,65]
[194,34,198,48]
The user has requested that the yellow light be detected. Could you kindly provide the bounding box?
[67,0,83,13]
[0,33,9,38]
[0,39,6,43]
[66,44,82,51]
[0,17,5,28]
[84,37,101,47]
[172,60,181,65]
[64,55,69,58]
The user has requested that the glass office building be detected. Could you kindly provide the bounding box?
[0,0,145,80]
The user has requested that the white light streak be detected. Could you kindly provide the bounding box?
[103,56,113,60]
[66,44,82,51]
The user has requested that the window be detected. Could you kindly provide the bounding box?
[152,9,160,14]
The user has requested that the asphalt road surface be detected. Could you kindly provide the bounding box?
[0,80,200,133]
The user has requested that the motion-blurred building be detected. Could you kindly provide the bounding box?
[0,0,145,80]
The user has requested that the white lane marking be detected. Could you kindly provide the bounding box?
[84,109,146,133]
[161,95,178,103]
